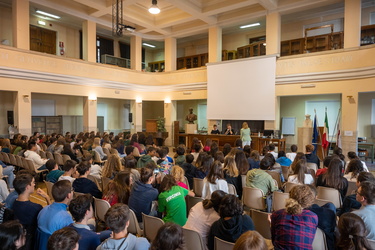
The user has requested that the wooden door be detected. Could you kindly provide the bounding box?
[30,25,56,55]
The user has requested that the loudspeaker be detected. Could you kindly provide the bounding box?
[7,111,14,125]
[129,113,133,123]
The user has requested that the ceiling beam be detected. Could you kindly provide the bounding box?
[203,0,259,16]
[257,0,278,10]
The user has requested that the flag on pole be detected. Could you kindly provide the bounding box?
[322,109,329,149]
[312,113,319,155]
[337,118,342,148]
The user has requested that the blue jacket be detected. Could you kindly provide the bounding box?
[128,181,158,222]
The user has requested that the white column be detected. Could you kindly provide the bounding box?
[12,0,30,50]
[131,35,142,71]
[341,92,358,156]
[14,91,31,135]
[164,100,177,146]
[165,37,177,72]
[344,0,361,48]
[133,100,143,132]
[83,97,97,132]
[266,12,281,55]
[208,26,222,63]
[82,20,97,62]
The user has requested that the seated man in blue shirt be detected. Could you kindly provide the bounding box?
[37,180,74,250]
[68,194,102,250]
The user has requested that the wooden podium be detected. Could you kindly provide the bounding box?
[145,119,157,132]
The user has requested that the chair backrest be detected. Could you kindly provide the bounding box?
[241,175,246,188]
[0,152,3,162]
[39,151,47,159]
[183,176,190,190]
[40,143,47,151]
[61,154,72,164]
[214,236,235,250]
[309,169,316,182]
[281,166,290,181]
[242,187,266,210]
[94,198,111,222]
[250,209,272,239]
[21,158,34,172]
[15,155,23,168]
[307,163,318,172]
[101,176,111,191]
[8,153,17,166]
[110,148,118,155]
[314,198,331,207]
[316,186,342,208]
[102,147,110,156]
[43,181,54,200]
[128,209,143,236]
[346,181,357,196]
[368,239,375,249]
[142,213,164,242]
[266,171,282,189]
[93,151,102,164]
[186,196,203,214]
[284,182,300,193]
[272,191,289,211]
[1,153,10,164]
[46,151,54,160]
[53,153,64,166]
[193,178,204,197]
[73,192,85,199]
[312,227,327,250]
[183,228,206,250]
[88,175,102,192]
[227,183,237,196]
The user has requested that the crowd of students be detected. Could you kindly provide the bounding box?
[0,131,374,249]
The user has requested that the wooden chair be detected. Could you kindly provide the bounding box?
[186,196,204,214]
[346,181,357,196]
[183,228,206,250]
[241,175,246,187]
[1,153,10,165]
[250,209,272,239]
[94,198,111,222]
[8,153,17,167]
[43,180,54,201]
[102,147,110,156]
[272,191,289,211]
[316,186,342,208]
[242,187,266,210]
[53,153,64,166]
[142,213,164,242]
[39,151,47,159]
[193,178,204,197]
[46,151,54,160]
[0,153,4,162]
[15,155,23,169]
[21,157,34,172]
[266,170,282,189]
[307,163,318,172]
[214,237,235,250]
[62,154,72,164]
[284,182,300,193]
[128,209,143,236]
[227,183,237,196]
[312,227,327,250]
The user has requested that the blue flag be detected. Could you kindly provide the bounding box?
[312,114,319,155]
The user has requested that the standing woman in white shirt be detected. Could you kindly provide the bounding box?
[287,160,314,185]
[202,161,228,199]
[240,122,251,147]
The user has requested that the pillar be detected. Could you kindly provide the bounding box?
[341,92,358,156]
[131,35,142,71]
[266,12,281,55]
[344,0,361,48]
[82,20,97,62]
[164,100,177,146]
[14,91,31,136]
[12,0,30,50]
[83,97,97,132]
[131,100,142,132]
[208,26,222,63]
[165,37,177,72]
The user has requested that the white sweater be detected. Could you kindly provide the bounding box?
[201,178,228,199]
[24,150,47,170]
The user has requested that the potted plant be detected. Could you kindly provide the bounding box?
[156,116,167,132]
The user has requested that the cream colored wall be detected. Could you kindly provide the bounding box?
[0,6,13,46]
[142,101,164,130]
[358,92,375,138]
[32,93,83,115]
[0,91,15,136]
[176,100,207,130]
[98,98,130,131]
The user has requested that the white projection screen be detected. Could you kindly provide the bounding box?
[207,55,276,120]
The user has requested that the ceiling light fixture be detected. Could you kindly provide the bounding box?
[240,22,260,29]
[143,43,156,48]
[38,20,46,26]
[36,10,61,19]
[148,0,160,14]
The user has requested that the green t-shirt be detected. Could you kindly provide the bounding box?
[158,185,189,226]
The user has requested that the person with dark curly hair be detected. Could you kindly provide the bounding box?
[208,194,254,250]
[271,185,318,250]
[150,223,185,250]
[47,227,79,250]
[0,220,26,250]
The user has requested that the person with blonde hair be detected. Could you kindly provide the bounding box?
[102,154,124,179]
[171,165,189,189]
[240,122,251,147]
[233,231,268,250]
[271,185,318,249]
[92,137,107,160]
[223,156,242,197]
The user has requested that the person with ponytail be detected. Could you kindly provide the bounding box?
[184,190,226,246]
[271,185,318,250]
[337,213,372,250]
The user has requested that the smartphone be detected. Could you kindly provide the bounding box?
[154,169,160,174]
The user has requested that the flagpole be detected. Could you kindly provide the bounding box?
[329,108,341,149]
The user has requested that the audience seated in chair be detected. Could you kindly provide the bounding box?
[344,159,364,182]
[45,159,64,183]
[233,230,268,250]
[150,223,184,250]
[47,227,79,250]
[286,144,298,162]
[102,154,124,180]
[72,161,102,199]
[287,160,314,185]
[202,161,228,199]
[181,154,196,189]
[103,171,132,206]
[246,157,278,196]
[337,213,372,250]
[174,146,186,167]
[208,194,254,250]
[223,156,242,198]
[0,221,26,250]
[137,147,157,168]
[276,150,292,167]
[24,141,47,170]
[37,180,74,250]
[97,203,150,250]
[58,160,78,183]
[304,144,320,168]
